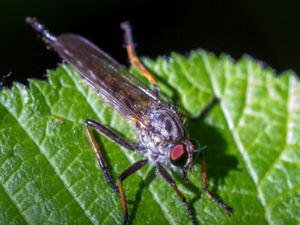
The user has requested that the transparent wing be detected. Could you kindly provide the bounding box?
[50,34,163,123]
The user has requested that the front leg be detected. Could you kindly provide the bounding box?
[85,119,137,194]
[198,96,219,120]
[156,163,198,225]
[181,97,219,121]
[200,153,233,215]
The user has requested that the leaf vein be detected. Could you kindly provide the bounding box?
[0,97,94,225]
[0,166,29,224]
[235,62,251,127]
[257,77,292,188]
[63,64,175,224]
[201,54,268,223]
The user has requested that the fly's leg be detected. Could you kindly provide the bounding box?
[118,159,148,225]
[198,98,232,214]
[156,164,198,225]
[182,97,219,121]
[198,96,219,120]
[120,21,159,96]
[85,119,137,195]
[200,153,233,215]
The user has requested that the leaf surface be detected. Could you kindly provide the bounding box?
[0,51,299,225]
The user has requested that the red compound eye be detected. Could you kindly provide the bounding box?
[170,144,188,167]
[170,144,185,161]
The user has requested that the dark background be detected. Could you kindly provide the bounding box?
[1,0,300,85]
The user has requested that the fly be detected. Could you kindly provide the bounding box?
[26,17,233,225]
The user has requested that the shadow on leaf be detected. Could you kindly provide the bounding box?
[187,116,238,194]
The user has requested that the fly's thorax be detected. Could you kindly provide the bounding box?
[136,107,185,152]
[135,107,186,167]
[147,107,185,142]
[136,108,200,173]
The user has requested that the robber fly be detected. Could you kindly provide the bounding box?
[26,17,232,225]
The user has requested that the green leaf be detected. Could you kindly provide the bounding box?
[1,50,300,225]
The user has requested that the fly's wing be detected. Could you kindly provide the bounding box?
[49,34,163,123]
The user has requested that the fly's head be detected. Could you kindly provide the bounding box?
[169,139,199,180]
